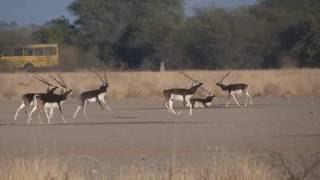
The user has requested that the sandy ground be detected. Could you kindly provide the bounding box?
[0,97,320,166]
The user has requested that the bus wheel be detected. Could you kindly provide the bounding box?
[24,63,34,72]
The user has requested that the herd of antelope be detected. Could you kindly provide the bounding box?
[14,71,252,124]
[163,72,252,116]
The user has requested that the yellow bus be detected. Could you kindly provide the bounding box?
[0,43,59,71]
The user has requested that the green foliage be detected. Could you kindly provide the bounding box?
[0,27,34,47]
[161,7,273,69]
[292,18,320,66]
[32,17,78,45]
[68,0,184,68]
[253,0,320,68]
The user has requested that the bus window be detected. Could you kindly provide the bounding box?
[13,48,23,56]
[23,48,33,56]
[34,48,44,56]
[2,49,13,56]
[44,47,56,55]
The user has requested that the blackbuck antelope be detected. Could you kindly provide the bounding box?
[216,72,252,107]
[14,75,58,121]
[179,71,215,109]
[190,94,215,108]
[163,82,203,116]
[27,74,72,124]
[73,71,111,119]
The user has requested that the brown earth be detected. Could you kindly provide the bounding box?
[0,97,320,167]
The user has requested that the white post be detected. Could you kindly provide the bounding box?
[160,61,165,72]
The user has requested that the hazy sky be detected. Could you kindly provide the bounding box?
[0,0,256,25]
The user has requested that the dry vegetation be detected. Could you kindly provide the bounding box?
[0,153,284,180]
[0,69,319,101]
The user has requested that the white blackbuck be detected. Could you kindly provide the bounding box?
[14,75,58,121]
[73,71,111,119]
[163,82,203,116]
[27,74,72,124]
[216,72,252,107]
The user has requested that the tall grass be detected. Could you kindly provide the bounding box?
[0,156,84,180]
[0,69,319,101]
[0,153,284,180]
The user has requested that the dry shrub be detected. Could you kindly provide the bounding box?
[0,75,18,100]
[0,69,319,101]
[263,82,281,96]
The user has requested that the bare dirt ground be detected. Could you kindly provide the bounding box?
[0,97,320,166]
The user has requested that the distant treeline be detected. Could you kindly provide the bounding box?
[0,0,319,70]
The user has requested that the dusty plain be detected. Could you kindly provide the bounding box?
[0,96,319,167]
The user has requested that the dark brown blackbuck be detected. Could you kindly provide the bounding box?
[179,71,216,110]
[14,75,58,121]
[163,82,203,116]
[216,72,252,107]
[73,71,111,119]
[27,74,72,124]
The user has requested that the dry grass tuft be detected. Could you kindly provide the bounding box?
[0,155,84,180]
[116,154,282,180]
[0,153,284,180]
[0,69,319,101]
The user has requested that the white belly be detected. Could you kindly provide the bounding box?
[170,94,192,102]
[230,90,243,95]
[87,93,106,103]
[87,97,97,103]
[44,103,59,109]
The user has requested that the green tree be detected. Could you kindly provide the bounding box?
[68,0,184,69]
[161,7,273,69]
[251,0,320,68]
[32,17,78,45]
[0,27,34,48]
[291,18,320,67]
